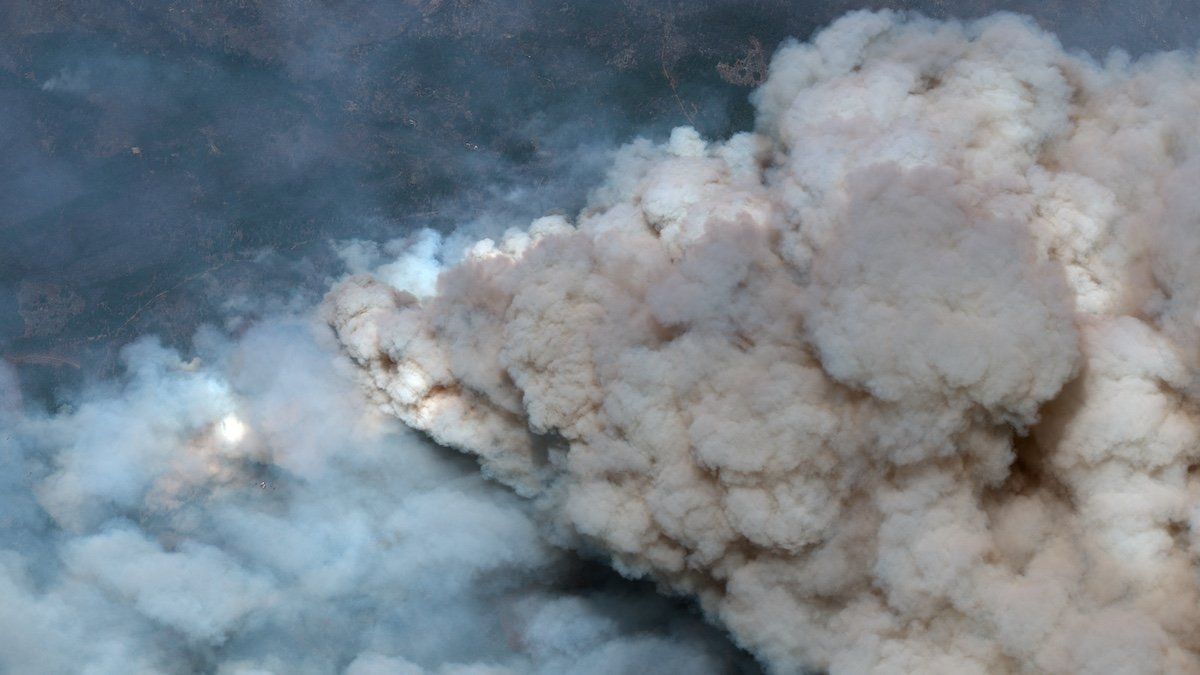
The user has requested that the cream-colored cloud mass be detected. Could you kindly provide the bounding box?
[327,11,1200,673]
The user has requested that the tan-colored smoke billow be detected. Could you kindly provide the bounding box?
[326,11,1200,674]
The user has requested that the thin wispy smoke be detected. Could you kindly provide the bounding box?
[329,11,1200,673]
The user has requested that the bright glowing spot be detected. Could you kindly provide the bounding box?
[217,414,247,445]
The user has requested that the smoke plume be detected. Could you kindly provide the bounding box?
[0,313,754,673]
[327,11,1200,673]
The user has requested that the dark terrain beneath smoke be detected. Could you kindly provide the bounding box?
[3,0,1196,401]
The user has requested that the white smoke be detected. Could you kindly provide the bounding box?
[0,315,749,673]
[326,10,1200,674]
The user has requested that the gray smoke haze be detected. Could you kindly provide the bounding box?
[4,2,1200,675]
[0,308,760,673]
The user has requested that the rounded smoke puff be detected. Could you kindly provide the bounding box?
[0,321,749,673]
[216,414,247,446]
[327,10,1200,674]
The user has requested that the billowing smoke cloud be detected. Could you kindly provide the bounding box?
[0,312,755,673]
[327,10,1200,673]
